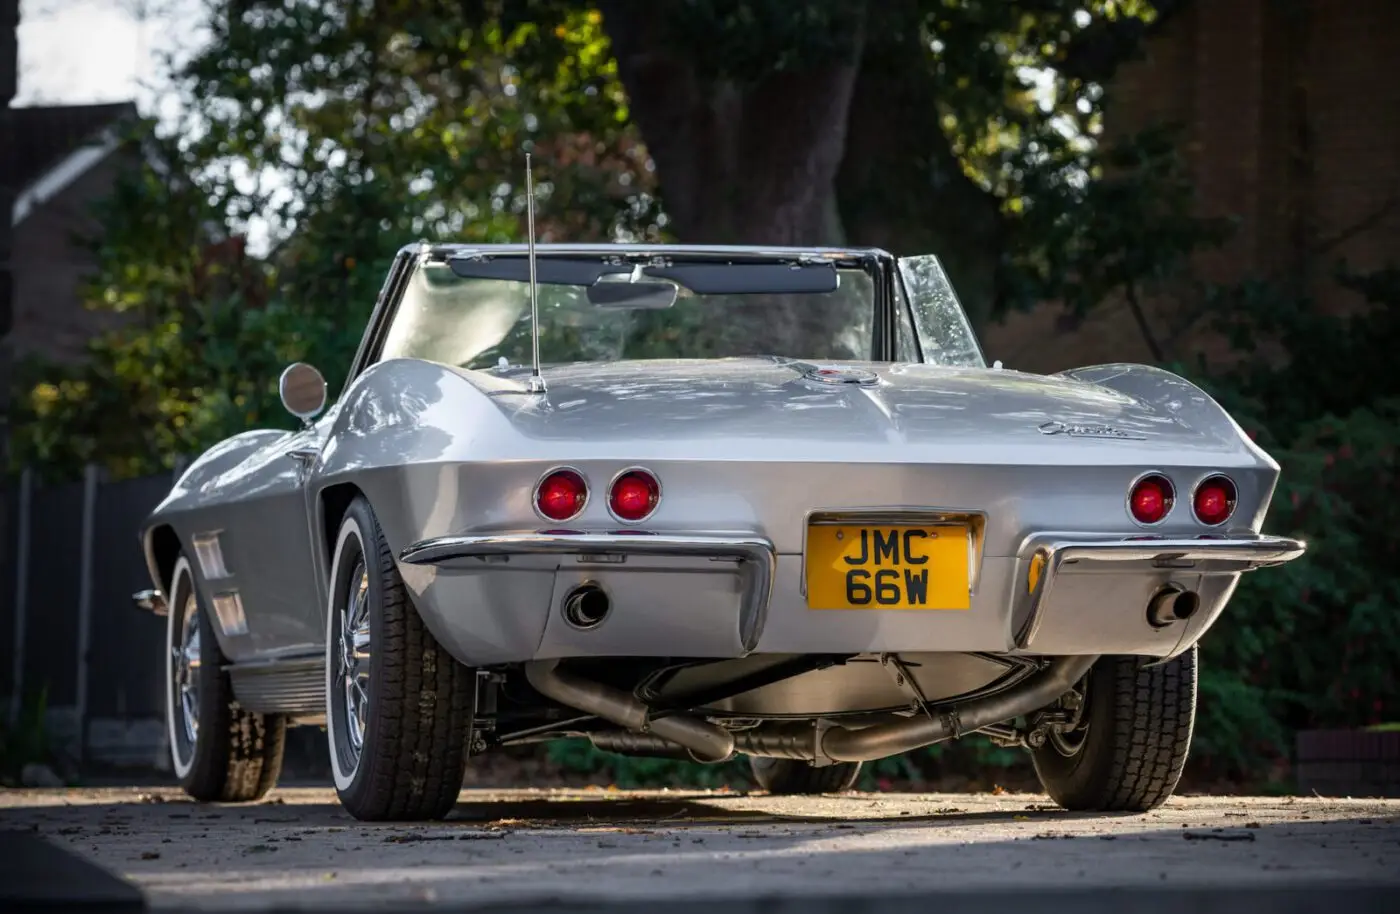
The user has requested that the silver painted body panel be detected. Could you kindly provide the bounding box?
[138,245,1303,712]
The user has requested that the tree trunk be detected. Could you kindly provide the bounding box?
[599,3,865,247]
[835,11,1003,332]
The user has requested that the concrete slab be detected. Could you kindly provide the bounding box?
[1,787,1396,912]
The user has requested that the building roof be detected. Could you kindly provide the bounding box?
[4,101,137,226]
[4,102,134,188]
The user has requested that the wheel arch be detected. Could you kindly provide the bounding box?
[308,481,371,656]
[144,523,183,595]
[318,482,364,565]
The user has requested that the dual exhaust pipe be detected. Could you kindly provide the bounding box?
[531,581,1194,762]
[566,580,1200,635]
[525,653,1100,765]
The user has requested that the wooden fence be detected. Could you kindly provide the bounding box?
[2,465,179,770]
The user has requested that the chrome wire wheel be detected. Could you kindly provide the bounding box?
[175,593,202,748]
[327,519,373,792]
[338,559,372,756]
[166,559,202,778]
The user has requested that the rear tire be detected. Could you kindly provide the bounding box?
[166,556,285,802]
[750,757,862,794]
[1031,646,1197,812]
[325,496,474,821]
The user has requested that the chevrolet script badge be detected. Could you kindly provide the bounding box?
[1038,420,1147,440]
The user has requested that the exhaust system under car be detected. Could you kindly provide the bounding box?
[524,654,1099,764]
[525,660,737,762]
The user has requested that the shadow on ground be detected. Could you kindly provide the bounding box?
[6,789,1144,830]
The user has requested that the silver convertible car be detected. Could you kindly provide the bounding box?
[135,242,1304,820]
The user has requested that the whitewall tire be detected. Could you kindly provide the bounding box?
[165,555,285,801]
[324,495,474,821]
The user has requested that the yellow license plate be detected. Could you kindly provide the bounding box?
[805,524,971,610]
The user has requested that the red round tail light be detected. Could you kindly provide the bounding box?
[1193,475,1237,526]
[1129,474,1174,525]
[608,469,660,523]
[535,469,588,522]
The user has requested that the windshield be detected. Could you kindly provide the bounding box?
[379,256,877,368]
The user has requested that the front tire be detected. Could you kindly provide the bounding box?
[166,556,285,802]
[750,757,862,794]
[1031,646,1197,812]
[325,496,474,821]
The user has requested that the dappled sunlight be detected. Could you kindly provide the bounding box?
[5,788,1396,909]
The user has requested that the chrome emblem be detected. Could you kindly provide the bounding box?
[1038,420,1146,440]
[805,366,879,386]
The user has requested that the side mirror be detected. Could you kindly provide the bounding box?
[279,362,327,423]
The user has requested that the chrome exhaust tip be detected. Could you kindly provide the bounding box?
[561,583,611,630]
[1147,584,1200,628]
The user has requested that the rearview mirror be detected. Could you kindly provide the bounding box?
[279,362,327,423]
[586,279,678,309]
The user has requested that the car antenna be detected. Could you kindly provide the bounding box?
[524,152,546,395]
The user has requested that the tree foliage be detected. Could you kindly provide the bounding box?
[14,0,1200,481]
[1184,267,1400,773]
[14,0,656,479]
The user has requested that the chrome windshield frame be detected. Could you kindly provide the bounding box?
[358,244,907,375]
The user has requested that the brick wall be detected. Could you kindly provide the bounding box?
[9,151,137,367]
[1305,1,1400,285]
[981,0,1400,374]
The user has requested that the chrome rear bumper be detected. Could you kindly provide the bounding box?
[1015,533,1306,650]
[395,529,1303,665]
[1024,533,1306,572]
[399,532,777,657]
[401,531,775,573]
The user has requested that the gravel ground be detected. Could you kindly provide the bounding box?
[1,787,1397,911]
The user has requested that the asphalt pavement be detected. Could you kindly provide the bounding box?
[1,787,1397,912]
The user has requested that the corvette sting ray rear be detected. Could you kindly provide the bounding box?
[135,222,1304,819]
